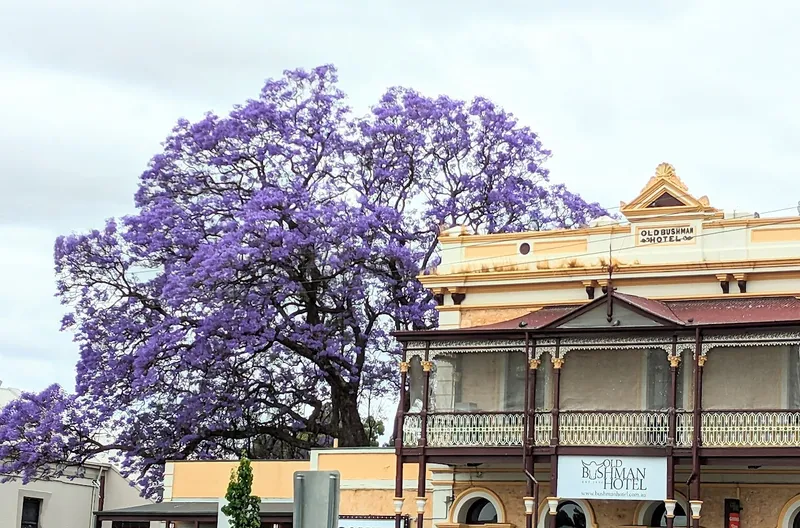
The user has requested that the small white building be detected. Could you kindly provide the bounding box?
[0,383,161,528]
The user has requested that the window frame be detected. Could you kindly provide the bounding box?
[556,501,587,528]
[20,496,42,528]
[111,522,151,528]
[464,498,498,525]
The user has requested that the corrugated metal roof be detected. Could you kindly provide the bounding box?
[614,292,684,325]
[466,294,800,330]
[668,296,800,325]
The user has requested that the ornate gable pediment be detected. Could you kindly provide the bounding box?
[554,302,667,329]
[620,163,719,219]
[542,291,684,330]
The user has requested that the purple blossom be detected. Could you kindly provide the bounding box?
[0,64,604,498]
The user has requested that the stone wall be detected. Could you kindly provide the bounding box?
[434,482,800,528]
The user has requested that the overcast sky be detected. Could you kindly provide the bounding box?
[2,0,800,397]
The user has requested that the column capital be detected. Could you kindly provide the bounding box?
[689,500,703,519]
[421,360,433,372]
[529,358,541,370]
[552,357,564,369]
[399,361,409,373]
[698,355,707,367]
[668,355,681,368]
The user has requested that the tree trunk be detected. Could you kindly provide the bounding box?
[331,385,369,446]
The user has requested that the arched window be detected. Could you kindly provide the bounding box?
[649,503,688,527]
[793,511,800,528]
[556,501,586,528]
[452,488,505,525]
[465,498,498,524]
[539,499,596,528]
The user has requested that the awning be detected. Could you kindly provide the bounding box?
[96,501,294,523]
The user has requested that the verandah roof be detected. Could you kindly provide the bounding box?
[394,292,800,338]
[95,501,293,522]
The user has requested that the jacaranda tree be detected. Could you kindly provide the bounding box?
[0,65,604,498]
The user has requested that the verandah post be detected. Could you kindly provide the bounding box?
[549,338,563,528]
[394,343,410,528]
[416,342,432,528]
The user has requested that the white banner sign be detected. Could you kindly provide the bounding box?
[558,456,667,501]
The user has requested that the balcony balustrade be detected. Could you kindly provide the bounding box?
[702,410,800,447]
[559,411,670,447]
[401,410,798,449]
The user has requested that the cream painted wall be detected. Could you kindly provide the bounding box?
[0,470,99,528]
[100,468,160,528]
[446,275,800,308]
[430,189,800,333]
[162,453,800,528]
[438,216,800,278]
[167,451,437,525]
[0,465,161,528]
[443,476,800,528]
[171,460,308,499]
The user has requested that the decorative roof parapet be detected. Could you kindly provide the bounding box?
[642,162,689,193]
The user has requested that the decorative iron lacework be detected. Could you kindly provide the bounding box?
[532,339,557,359]
[405,331,800,359]
[404,409,800,448]
[700,331,800,356]
[426,412,524,447]
[676,411,694,448]
[702,411,800,447]
[402,414,422,447]
[404,411,552,448]
[406,339,527,359]
[559,336,672,357]
[559,411,670,447]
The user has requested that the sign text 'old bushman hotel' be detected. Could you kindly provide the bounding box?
[636,225,696,245]
[558,456,667,501]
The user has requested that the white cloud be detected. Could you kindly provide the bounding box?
[1,0,799,393]
[0,226,76,390]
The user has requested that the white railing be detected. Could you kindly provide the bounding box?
[427,412,524,447]
[702,411,800,447]
[404,410,800,448]
[676,411,694,448]
[402,411,552,448]
[559,411,670,446]
[402,414,422,447]
[533,411,553,446]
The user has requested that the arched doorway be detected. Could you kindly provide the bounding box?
[777,494,800,528]
[465,498,498,524]
[555,501,586,528]
[538,499,597,528]
[450,488,506,525]
[648,502,688,527]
